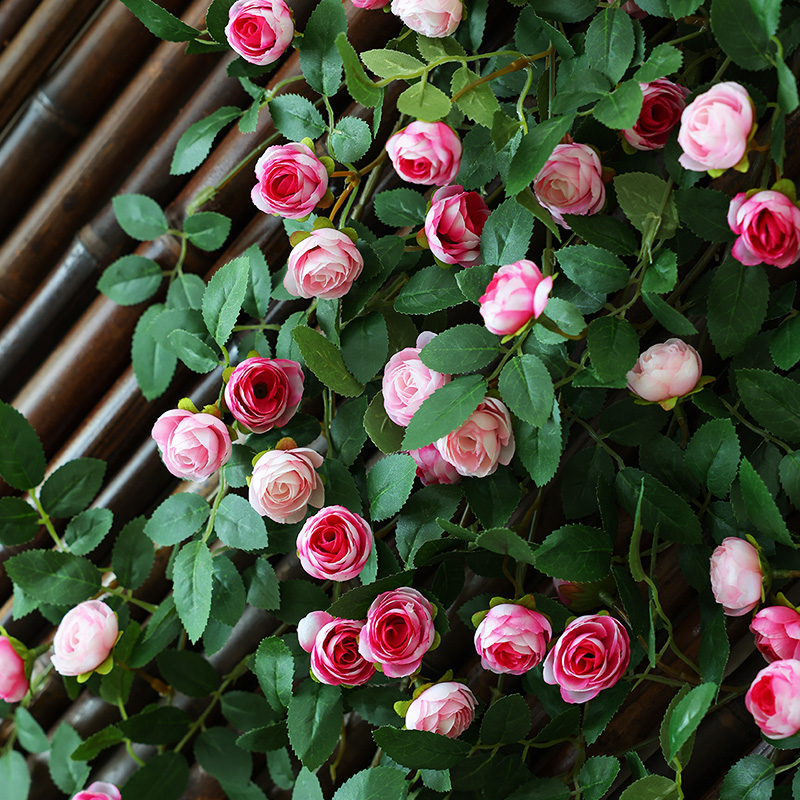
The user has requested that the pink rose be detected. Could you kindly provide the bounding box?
[533,143,605,228]
[678,82,754,172]
[251,142,329,219]
[751,606,800,663]
[359,587,436,678]
[435,397,515,479]
[709,537,763,617]
[543,614,630,704]
[284,228,364,299]
[390,0,462,38]
[0,637,28,703]
[622,79,689,151]
[405,682,477,738]
[745,659,800,738]
[424,185,490,267]
[407,444,461,486]
[296,505,373,581]
[727,190,800,269]
[386,121,462,186]
[474,603,552,675]
[151,409,232,482]
[622,0,647,18]
[383,332,451,427]
[52,600,118,677]
[248,447,324,524]
[353,0,390,7]
[224,0,294,66]
[71,783,122,800]
[626,339,702,404]
[553,577,616,614]
[298,611,376,686]
[479,259,554,336]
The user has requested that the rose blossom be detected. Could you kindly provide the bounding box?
[710,537,763,617]
[405,682,477,738]
[407,444,461,486]
[298,611,376,686]
[626,339,702,404]
[248,447,324,524]
[0,637,28,702]
[727,190,800,268]
[353,0,390,7]
[359,587,436,678]
[251,142,328,219]
[479,259,554,336]
[296,505,373,581]
[151,409,232,481]
[435,397,515,479]
[474,604,552,675]
[224,0,294,66]
[386,121,462,186]
[390,0,462,38]
[622,79,689,151]
[284,228,364,299]
[751,606,800,663]
[553,576,616,614]
[71,783,122,800]
[52,600,118,677]
[745,659,800,738]
[424,184,490,268]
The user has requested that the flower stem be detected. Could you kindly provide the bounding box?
[31,494,66,551]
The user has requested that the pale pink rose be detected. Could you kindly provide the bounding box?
[353,0,390,7]
[678,82,754,172]
[248,447,324,524]
[52,600,118,677]
[0,637,28,703]
[251,142,329,219]
[71,782,122,800]
[405,682,476,738]
[284,228,364,299]
[424,185,490,267]
[297,610,335,651]
[543,614,630,704]
[751,606,800,663]
[727,190,800,269]
[151,410,232,482]
[533,143,605,228]
[626,339,702,404]
[386,121,462,186]
[474,603,552,675]
[622,79,689,151]
[435,397,515,479]
[359,587,436,678]
[709,537,763,617]
[224,0,294,66]
[298,612,376,686]
[745,659,800,738]
[390,0,462,37]
[622,0,647,18]
[479,260,554,336]
[296,505,373,581]
[407,444,461,486]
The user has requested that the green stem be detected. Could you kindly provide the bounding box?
[104,587,159,614]
[719,398,792,453]
[31,494,66,551]
[488,329,531,382]
[202,474,228,543]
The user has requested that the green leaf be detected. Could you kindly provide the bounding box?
[128,597,181,668]
[171,106,241,175]
[587,317,639,382]
[0,401,46,491]
[579,756,621,800]
[330,396,369,467]
[117,0,199,41]
[121,752,189,800]
[685,419,740,497]
[97,255,162,306]
[287,681,343,771]
[49,723,90,795]
[167,329,219,373]
[6,550,101,605]
[641,250,678,294]
[561,214,637,257]
[738,457,793,545]
[780,451,800,508]
[132,304,177,400]
[777,53,800,114]
[527,0,597,22]
[0,751,30,800]
[480,694,531,745]
[499,354,554,428]
[710,0,773,70]
[557,245,630,294]
[372,727,470,770]
[40,458,105,518]
[63,508,113,555]
[373,188,428,228]
[641,293,698,336]
[614,172,678,239]
[720,754,775,800]
[0,497,40,546]
[296,0,347,95]
[480,198,533,265]
[583,682,631,745]
[771,313,800,370]
[340,313,388,384]
[329,116,372,164]
[71,726,125,761]
[397,82,451,121]
[619,775,680,800]
[475,528,536,565]
[586,8,635,84]
[184,212,231,251]
[666,682,716,762]
[205,0,235,43]
[15,707,49,753]
[451,65,502,128]
[245,559,281,611]
[634,43,683,82]
[675,187,735,243]
[395,484,461,567]
[361,49,425,79]
[254,636,294,712]
[119,705,191,744]
[241,244,271,320]
[659,686,695,767]
[209,556,246,627]
[144,493,210,546]
[294,769,324,800]
[506,778,570,800]
[112,193,168,240]
[364,392,405,455]
[214,494,269,551]
[463,466,519,529]
[173,540,213,643]
[395,265,465,315]
[332,766,409,800]
[157,649,219,697]
[593,80,643,129]
[535,524,612,581]
[514,403,562,487]
[293,327,365,397]
[506,115,575,197]
[203,254,250,347]
[736,368,800,444]
[195,727,253,789]
[699,599,729,686]
[420,325,499,374]
[268,94,326,141]
[336,34,382,107]
[367,453,417,522]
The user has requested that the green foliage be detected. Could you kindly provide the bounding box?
[6,550,101,605]
[287,681,343,771]
[367,453,417,522]
[373,188,428,228]
[535,525,612,581]
[293,326,365,396]
[0,400,46,491]
[144,493,210,546]
[269,94,326,141]
[118,0,200,41]
[296,0,347,96]
[171,106,241,175]
[173,540,213,643]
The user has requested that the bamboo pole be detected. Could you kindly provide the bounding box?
[0,0,43,53]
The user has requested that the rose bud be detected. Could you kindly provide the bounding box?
[298,611,376,686]
[745,659,800,739]
[386,121,462,187]
[553,575,616,614]
[710,537,764,617]
[390,0,463,38]
[678,82,754,173]
[359,587,436,678]
[405,682,477,738]
[151,409,232,482]
[622,79,689,151]
[407,444,461,486]
[727,190,800,269]
[626,339,702,405]
[622,0,647,18]
[51,600,118,677]
[479,259,554,336]
[248,447,324,524]
[224,0,294,66]
[0,636,28,703]
[71,782,122,800]
[284,228,364,300]
[353,0,390,7]
[424,185,490,268]
[543,614,631,704]
[474,603,552,675]
[251,142,329,219]
[751,606,800,663]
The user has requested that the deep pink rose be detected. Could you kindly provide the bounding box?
[727,190,800,268]
[407,444,461,486]
[248,447,324,524]
[405,682,476,738]
[751,606,800,663]
[710,537,763,617]
[386,121,462,186]
[626,339,702,404]
[353,0,390,7]
[359,587,436,678]
[479,259,554,336]
[678,82,754,172]
[224,0,293,66]
[435,397,515,478]
[390,0,462,37]
[296,505,373,581]
[298,611,376,686]
[622,0,647,18]
[0,637,28,703]
[745,659,800,738]
[52,600,118,677]
[151,409,232,481]
[224,357,304,433]
[474,603,552,675]
[543,614,630,703]
[251,142,329,219]
[424,185,490,267]
[284,228,364,299]
[622,79,689,151]
[71,782,122,800]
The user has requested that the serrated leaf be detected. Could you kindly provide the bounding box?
[120,752,189,800]
[293,326,364,396]
[214,494,269,551]
[329,116,372,164]
[666,682,716,763]
[63,508,113,555]
[619,775,679,799]
[710,0,773,71]
[736,368,800,444]
[513,403,562,487]
[480,694,531,745]
[557,245,630,294]
[419,325,499,374]
[397,82,451,122]
[475,527,536,564]
[132,304,177,399]
[171,106,241,175]
[269,93,326,141]
[480,198,533,265]
[685,419,740,497]
[112,193,168,240]
[97,255,162,306]
[340,313,388,384]
[336,34,382,107]
[720,754,775,800]
[367,453,417,522]
[641,293,698,336]
[144,493,210,546]
[118,0,200,41]
[361,49,425,80]
[579,756,621,800]
[593,80,643,129]
[6,550,101,605]
[505,115,575,197]
[0,751,30,800]
[373,188,428,228]
[451,65,501,128]
[535,524,612,580]
[587,316,639,383]
[614,172,678,239]
[372,727,470,769]
[675,187,735,243]
[296,0,347,96]
[499,354,554,428]
[634,43,683,82]
[0,497,39,546]
[0,400,46,491]
[173,540,213,642]
[771,314,800,370]
[738,457,793,545]
[395,484,461,567]
[184,212,231,251]
[203,254,250,347]
[586,9,635,84]
[287,681,343,771]
[395,265,465,315]
[254,636,294,712]
[364,392,405,454]
[112,517,154,591]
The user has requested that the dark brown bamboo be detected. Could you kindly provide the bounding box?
[0,0,43,52]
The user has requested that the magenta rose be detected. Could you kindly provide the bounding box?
[710,537,763,617]
[251,142,329,219]
[745,659,800,738]
[353,0,390,7]
[405,682,477,738]
[151,409,232,482]
[224,0,293,66]
[407,444,461,486]
[424,184,490,267]
[626,339,702,404]
[474,604,552,675]
[727,190,800,269]
[71,782,122,800]
[479,259,554,336]
[248,447,324,524]
[751,606,800,663]
[386,121,462,186]
[390,0,463,37]
[359,587,436,678]
[284,228,364,299]
[622,79,689,151]
[543,614,631,704]
[52,600,118,677]
[298,611,376,686]
[0,637,28,703]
